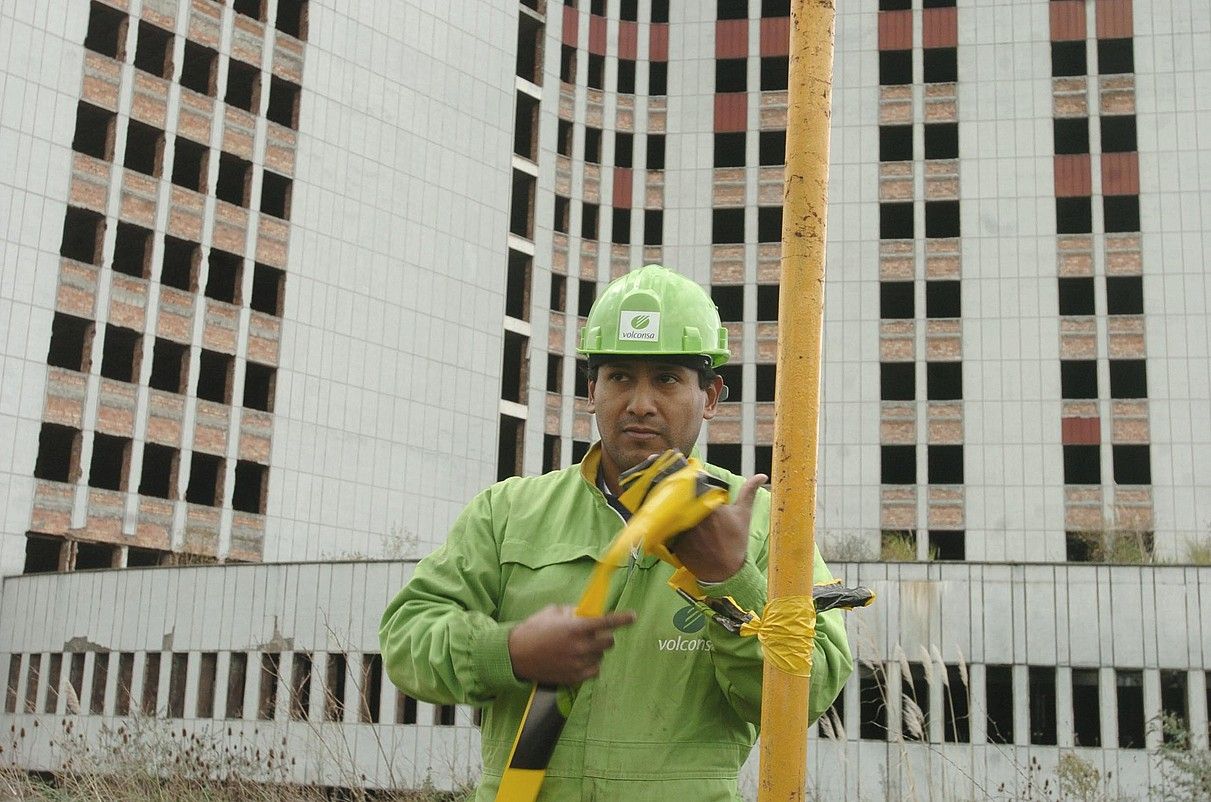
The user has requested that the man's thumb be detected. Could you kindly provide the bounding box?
[735,473,768,508]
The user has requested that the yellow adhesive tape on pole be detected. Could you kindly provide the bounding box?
[739,595,817,678]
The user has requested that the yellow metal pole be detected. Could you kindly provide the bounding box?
[758,0,835,800]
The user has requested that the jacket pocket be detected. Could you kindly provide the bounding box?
[497,539,601,620]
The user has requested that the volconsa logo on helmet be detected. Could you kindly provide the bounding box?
[619,310,660,341]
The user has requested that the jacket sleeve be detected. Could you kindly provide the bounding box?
[379,487,528,706]
[701,493,854,725]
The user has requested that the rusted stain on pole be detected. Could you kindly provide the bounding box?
[758,0,835,800]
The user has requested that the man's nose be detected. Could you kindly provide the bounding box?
[625,379,658,416]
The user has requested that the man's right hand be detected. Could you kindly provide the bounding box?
[507,605,637,685]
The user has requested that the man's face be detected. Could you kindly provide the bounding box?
[587,359,724,488]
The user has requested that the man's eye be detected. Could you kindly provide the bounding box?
[608,372,629,382]
[658,373,679,384]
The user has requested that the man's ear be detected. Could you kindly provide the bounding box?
[586,378,596,413]
[702,374,725,420]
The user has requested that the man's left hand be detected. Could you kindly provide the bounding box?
[670,473,767,582]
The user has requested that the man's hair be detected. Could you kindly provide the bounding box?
[585,355,718,390]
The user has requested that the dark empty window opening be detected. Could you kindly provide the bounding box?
[879,50,911,86]
[171,136,208,192]
[1160,670,1188,745]
[100,325,141,383]
[1066,530,1097,562]
[216,153,252,207]
[435,704,456,726]
[112,222,152,278]
[902,662,929,742]
[644,209,663,246]
[161,236,200,291]
[72,102,115,161]
[1051,40,1087,77]
[497,414,524,481]
[1072,669,1101,747]
[584,127,602,163]
[1098,38,1134,75]
[243,361,276,412]
[396,690,418,725]
[141,653,160,715]
[718,0,747,20]
[1058,277,1095,316]
[1029,666,1058,745]
[755,364,776,403]
[1063,444,1101,485]
[501,330,529,405]
[514,93,539,161]
[880,281,914,319]
[541,434,560,473]
[591,0,606,16]
[930,531,965,561]
[879,125,912,162]
[1113,444,1151,485]
[61,207,105,264]
[149,333,189,390]
[516,14,543,85]
[225,59,260,113]
[233,0,266,22]
[985,665,1014,745]
[712,285,744,322]
[716,365,743,402]
[880,0,912,8]
[196,652,217,718]
[757,206,782,243]
[553,196,570,234]
[924,123,958,160]
[647,134,666,170]
[1103,196,1140,232]
[587,54,605,90]
[618,60,636,94]
[267,77,301,129]
[206,249,242,305]
[556,119,573,158]
[126,546,163,566]
[226,652,248,719]
[923,48,957,83]
[649,62,668,96]
[76,540,117,570]
[186,452,224,506]
[756,284,778,320]
[84,1,127,60]
[942,664,969,741]
[581,202,599,240]
[232,460,267,514]
[928,444,964,484]
[927,361,963,401]
[713,209,745,244]
[880,202,914,240]
[1117,670,1145,748]
[611,208,631,245]
[559,45,576,84]
[754,446,773,480]
[139,443,177,499]
[763,0,791,15]
[89,652,110,713]
[615,133,633,169]
[760,56,788,91]
[47,313,93,372]
[925,280,960,318]
[925,200,960,238]
[620,0,639,20]
[505,251,531,321]
[134,21,173,78]
[250,262,285,316]
[577,279,596,319]
[260,171,292,219]
[1056,196,1093,234]
[1053,117,1090,155]
[35,424,81,483]
[546,354,563,394]
[859,665,887,740]
[276,0,309,39]
[881,362,915,401]
[1101,115,1137,153]
[1061,360,1098,399]
[1109,360,1147,399]
[24,535,63,574]
[714,132,746,168]
[180,42,218,96]
[550,273,567,312]
[881,445,916,484]
[759,130,786,166]
[258,653,279,720]
[89,433,131,491]
[323,653,346,721]
[708,444,741,475]
[1106,276,1143,315]
[124,120,164,177]
[197,349,234,404]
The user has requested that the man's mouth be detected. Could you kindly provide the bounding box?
[622,426,662,440]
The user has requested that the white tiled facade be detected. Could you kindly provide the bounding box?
[1,0,1210,798]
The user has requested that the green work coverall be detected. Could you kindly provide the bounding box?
[380,444,853,801]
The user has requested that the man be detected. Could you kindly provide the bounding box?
[380,265,852,800]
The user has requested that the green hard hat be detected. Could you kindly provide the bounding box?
[577,264,730,367]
